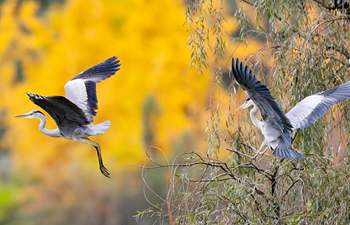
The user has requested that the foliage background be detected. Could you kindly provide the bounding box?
[0,0,261,224]
[0,0,349,224]
[145,0,350,224]
[0,0,207,224]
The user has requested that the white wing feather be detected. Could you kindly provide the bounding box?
[286,81,350,130]
[286,95,325,129]
[64,79,92,121]
[63,56,120,123]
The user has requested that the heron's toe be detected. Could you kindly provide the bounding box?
[100,165,111,178]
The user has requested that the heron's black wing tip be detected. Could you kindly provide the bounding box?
[26,92,45,103]
[231,58,240,72]
[102,56,121,74]
[106,56,121,65]
[230,57,255,90]
[73,56,121,81]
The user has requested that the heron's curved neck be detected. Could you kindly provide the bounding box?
[36,114,61,137]
[249,104,262,129]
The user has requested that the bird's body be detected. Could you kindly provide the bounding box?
[17,56,121,177]
[261,120,283,149]
[244,100,297,159]
[232,58,350,160]
[247,103,283,148]
[25,94,112,140]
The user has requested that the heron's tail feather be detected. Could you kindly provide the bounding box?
[88,120,111,135]
[273,145,304,160]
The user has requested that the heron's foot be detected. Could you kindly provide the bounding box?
[100,165,111,178]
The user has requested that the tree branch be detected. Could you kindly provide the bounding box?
[281,178,303,200]
[311,0,334,10]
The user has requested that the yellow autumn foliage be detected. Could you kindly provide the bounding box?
[0,0,263,174]
[0,0,211,173]
[0,0,266,223]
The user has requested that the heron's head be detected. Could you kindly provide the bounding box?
[240,98,254,109]
[16,110,44,119]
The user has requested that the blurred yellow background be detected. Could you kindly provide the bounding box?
[0,0,261,224]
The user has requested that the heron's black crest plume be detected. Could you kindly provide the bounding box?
[32,110,44,115]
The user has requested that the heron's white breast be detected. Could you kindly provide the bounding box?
[261,122,281,142]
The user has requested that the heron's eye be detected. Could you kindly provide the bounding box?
[246,97,251,102]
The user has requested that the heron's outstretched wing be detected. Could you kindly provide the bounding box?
[286,81,350,130]
[27,93,89,126]
[64,56,121,122]
[231,58,292,133]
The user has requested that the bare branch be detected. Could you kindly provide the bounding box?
[281,178,303,200]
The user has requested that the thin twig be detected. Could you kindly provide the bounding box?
[311,0,333,10]
[238,162,274,180]
[281,178,303,200]
[225,147,254,159]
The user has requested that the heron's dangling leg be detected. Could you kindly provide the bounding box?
[79,138,111,178]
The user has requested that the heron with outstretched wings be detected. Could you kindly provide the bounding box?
[17,56,121,177]
[231,58,350,160]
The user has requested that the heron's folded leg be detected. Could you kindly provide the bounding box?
[79,138,111,178]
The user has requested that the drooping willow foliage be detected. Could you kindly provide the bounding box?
[185,0,226,70]
[142,0,350,224]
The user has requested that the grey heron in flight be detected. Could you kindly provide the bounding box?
[231,58,350,160]
[16,56,121,177]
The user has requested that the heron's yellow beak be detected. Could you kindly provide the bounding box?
[15,112,31,118]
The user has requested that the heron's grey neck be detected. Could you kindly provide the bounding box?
[36,113,61,137]
[249,104,262,129]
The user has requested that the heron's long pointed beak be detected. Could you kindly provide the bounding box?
[15,113,30,118]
